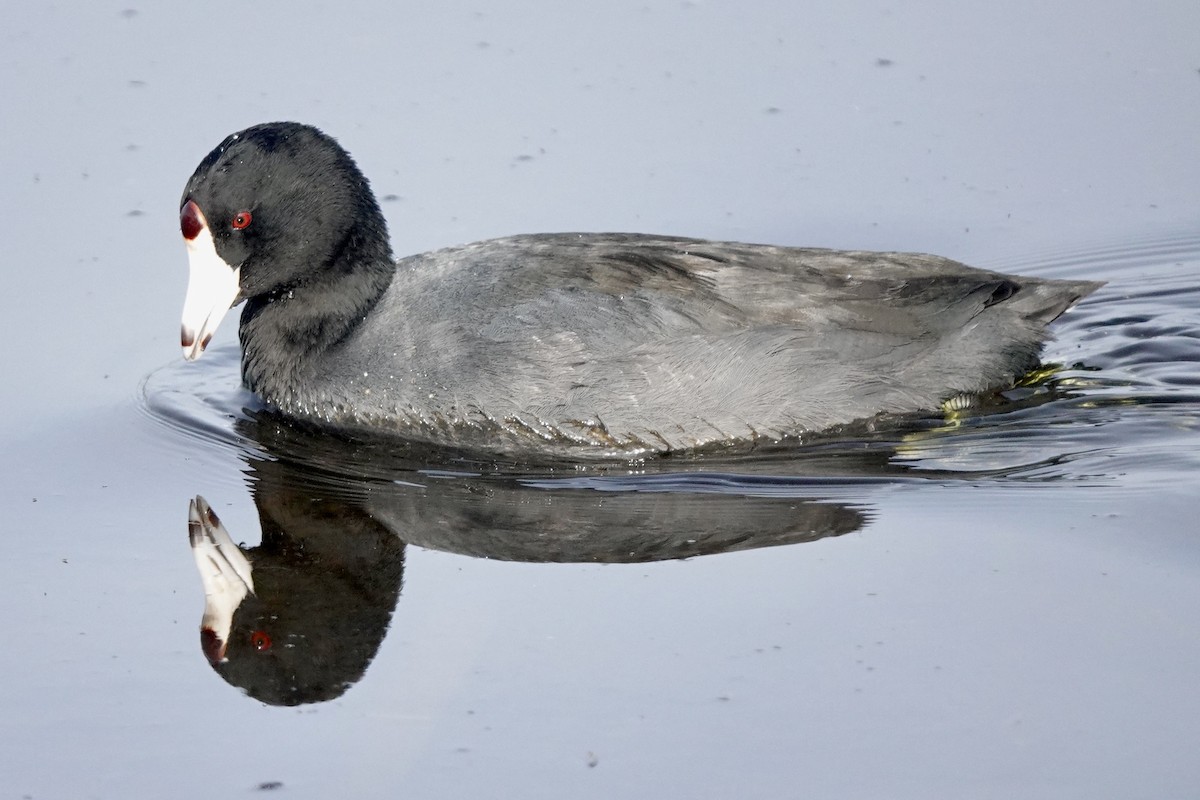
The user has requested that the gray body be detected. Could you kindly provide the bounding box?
[244,233,1099,458]
[180,123,1101,459]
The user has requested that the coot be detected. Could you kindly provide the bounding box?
[179,122,1101,458]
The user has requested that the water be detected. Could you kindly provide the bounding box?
[2,2,1199,798]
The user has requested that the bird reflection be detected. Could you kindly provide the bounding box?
[188,492,405,706]
[184,412,896,705]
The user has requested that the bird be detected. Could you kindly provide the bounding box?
[178,122,1102,459]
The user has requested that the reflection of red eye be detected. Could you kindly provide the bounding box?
[251,630,271,651]
[232,211,253,230]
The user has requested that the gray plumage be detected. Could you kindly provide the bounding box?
[181,123,1102,459]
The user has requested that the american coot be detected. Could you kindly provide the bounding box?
[180,122,1101,458]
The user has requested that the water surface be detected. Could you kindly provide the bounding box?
[2,2,1198,798]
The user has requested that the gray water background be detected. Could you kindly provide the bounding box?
[2,1,1199,797]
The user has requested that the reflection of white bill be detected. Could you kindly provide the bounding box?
[188,496,254,663]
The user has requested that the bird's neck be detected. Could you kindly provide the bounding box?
[239,238,394,401]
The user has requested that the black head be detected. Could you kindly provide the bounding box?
[179,122,394,361]
[181,121,391,300]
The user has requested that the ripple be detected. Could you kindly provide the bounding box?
[983,231,1200,279]
[139,345,259,455]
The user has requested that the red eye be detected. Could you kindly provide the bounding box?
[250,630,272,651]
[231,211,253,230]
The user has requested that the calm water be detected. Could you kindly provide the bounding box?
[2,2,1198,798]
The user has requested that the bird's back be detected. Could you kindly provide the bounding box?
[316,234,1101,455]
